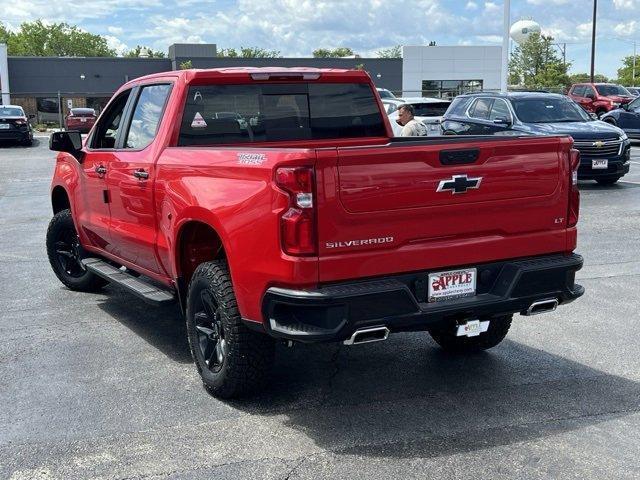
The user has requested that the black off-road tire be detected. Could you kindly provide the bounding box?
[46,209,107,292]
[596,177,620,186]
[186,260,275,398]
[429,315,512,353]
[596,109,607,119]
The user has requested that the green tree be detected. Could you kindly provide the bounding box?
[568,72,609,84]
[509,33,570,89]
[179,60,193,70]
[218,47,280,58]
[313,47,354,58]
[2,20,115,57]
[377,45,401,58]
[0,23,12,45]
[124,45,166,58]
[616,55,640,86]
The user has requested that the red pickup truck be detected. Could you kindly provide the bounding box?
[568,83,635,118]
[47,68,584,398]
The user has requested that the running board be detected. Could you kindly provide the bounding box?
[81,258,175,305]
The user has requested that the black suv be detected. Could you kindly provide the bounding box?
[0,105,33,146]
[441,92,631,185]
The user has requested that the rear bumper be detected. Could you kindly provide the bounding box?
[0,130,31,142]
[249,253,585,343]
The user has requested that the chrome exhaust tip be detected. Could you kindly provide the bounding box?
[524,298,559,316]
[343,326,390,345]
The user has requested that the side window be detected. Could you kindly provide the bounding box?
[469,98,493,120]
[91,90,131,149]
[124,84,171,149]
[489,99,511,121]
[584,86,596,98]
[572,85,585,97]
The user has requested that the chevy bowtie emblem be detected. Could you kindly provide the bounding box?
[593,141,604,147]
[436,174,483,194]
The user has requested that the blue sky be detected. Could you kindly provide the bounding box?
[3,0,639,79]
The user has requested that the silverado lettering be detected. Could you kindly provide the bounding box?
[325,237,395,249]
[46,67,584,399]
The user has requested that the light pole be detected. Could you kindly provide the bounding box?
[590,0,597,82]
[633,40,637,87]
[501,0,511,93]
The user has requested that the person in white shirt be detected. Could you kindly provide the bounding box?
[396,104,428,136]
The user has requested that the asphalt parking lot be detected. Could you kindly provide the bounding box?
[1,137,640,480]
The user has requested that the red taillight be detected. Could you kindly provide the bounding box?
[276,166,316,256]
[568,148,580,227]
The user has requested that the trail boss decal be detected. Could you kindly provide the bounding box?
[237,153,266,165]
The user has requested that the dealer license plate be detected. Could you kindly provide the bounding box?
[592,159,608,169]
[428,268,477,302]
[0,124,9,129]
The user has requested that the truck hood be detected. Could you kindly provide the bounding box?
[606,95,634,104]
[519,121,623,140]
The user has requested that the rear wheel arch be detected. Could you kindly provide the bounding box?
[51,186,71,214]
[603,117,617,126]
[175,221,227,288]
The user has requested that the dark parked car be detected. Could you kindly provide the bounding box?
[64,108,97,133]
[601,95,640,139]
[627,87,640,97]
[0,105,34,146]
[441,92,631,185]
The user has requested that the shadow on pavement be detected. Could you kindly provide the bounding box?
[96,289,191,364]
[95,289,640,460]
[230,336,640,459]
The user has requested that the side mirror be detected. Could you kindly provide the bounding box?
[493,116,512,126]
[50,131,84,162]
[589,112,598,120]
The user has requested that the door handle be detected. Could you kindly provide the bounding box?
[95,165,107,176]
[133,169,149,180]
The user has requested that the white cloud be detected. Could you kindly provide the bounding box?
[465,1,478,9]
[613,0,639,9]
[107,26,123,35]
[613,20,638,36]
[104,35,128,54]
[3,0,161,24]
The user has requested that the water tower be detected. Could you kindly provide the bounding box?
[510,19,541,44]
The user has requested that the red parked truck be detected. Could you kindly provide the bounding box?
[568,83,635,118]
[47,68,584,398]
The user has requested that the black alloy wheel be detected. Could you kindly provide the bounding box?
[46,209,107,292]
[193,289,227,372]
[54,227,86,278]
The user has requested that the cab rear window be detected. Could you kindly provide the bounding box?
[178,83,386,145]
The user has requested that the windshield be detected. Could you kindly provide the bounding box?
[179,83,386,145]
[0,107,25,117]
[377,89,396,99]
[511,98,590,123]
[595,85,632,96]
[411,102,451,117]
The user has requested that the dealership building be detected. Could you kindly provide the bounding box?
[0,43,501,124]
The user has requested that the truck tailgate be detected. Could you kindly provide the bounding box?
[315,136,573,283]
